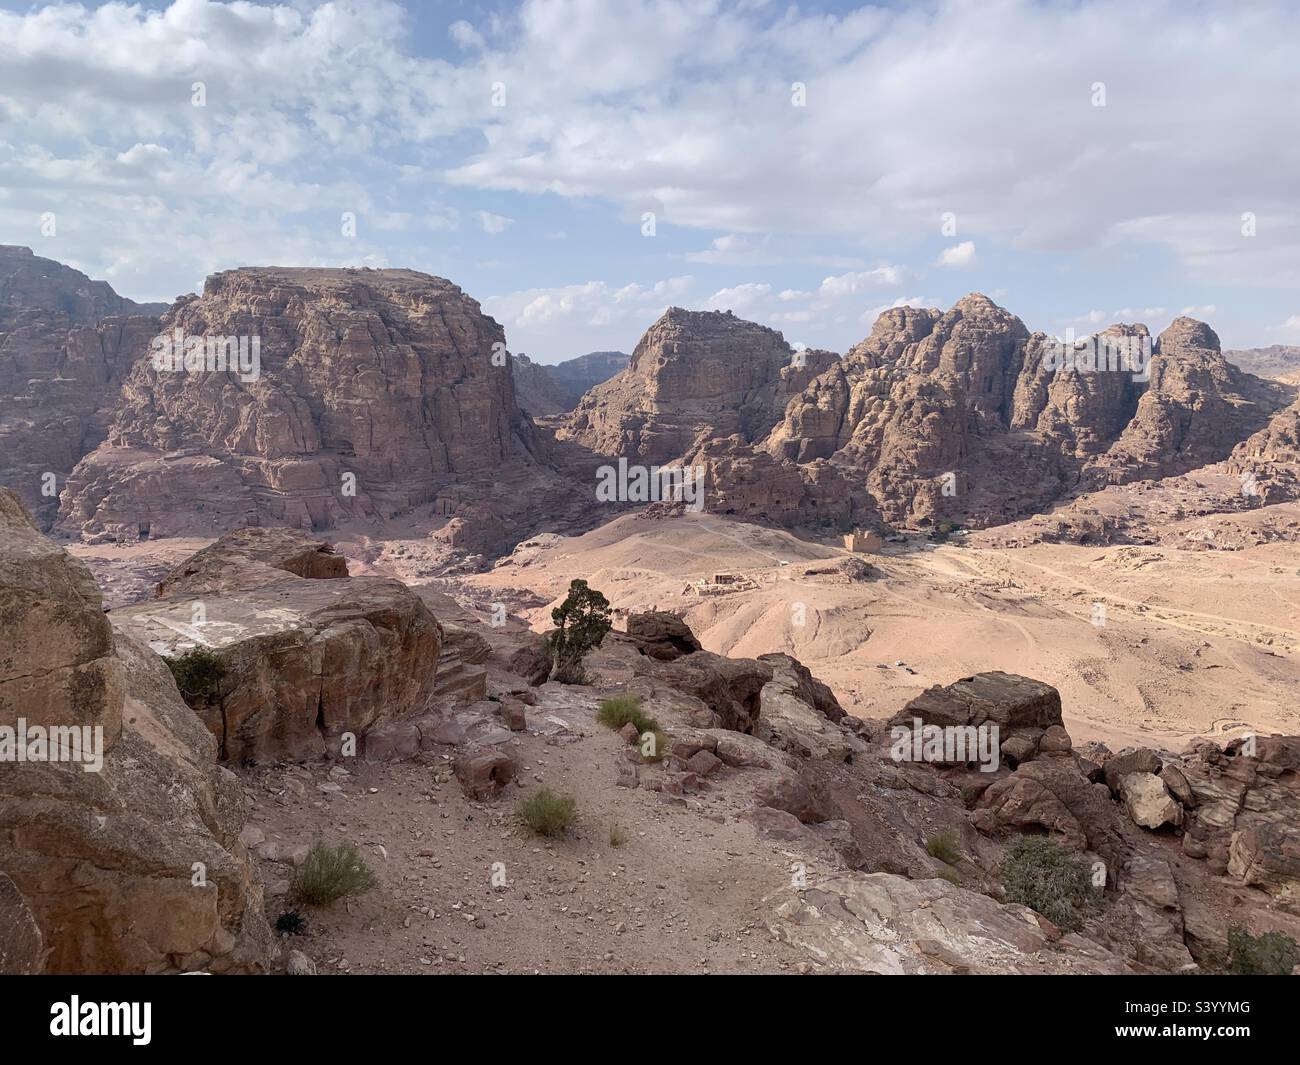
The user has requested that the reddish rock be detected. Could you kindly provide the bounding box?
[499,696,527,732]
[455,750,517,800]
[686,749,723,777]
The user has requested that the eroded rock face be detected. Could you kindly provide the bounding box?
[0,246,161,528]
[769,873,1138,974]
[0,488,124,739]
[546,350,630,408]
[635,649,772,733]
[1227,396,1300,504]
[111,529,442,763]
[562,308,809,465]
[510,354,569,418]
[1088,318,1288,486]
[0,489,273,973]
[56,266,585,555]
[557,295,1288,535]
[0,872,44,974]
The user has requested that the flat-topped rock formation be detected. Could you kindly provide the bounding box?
[55,266,592,554]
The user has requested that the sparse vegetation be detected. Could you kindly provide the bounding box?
[163,646,225,706]
[275,910,307,936]
[290,842,377,906]
[548,579,612,684]
[1227,927,1300,975]
[999,835,1102,932]
[935,866,961,885]
[596,694,660,734]
[609,824,628,847]
[932,519,961,543]
[926,829,962,866]
[640,729,671,763]
[517,787,577,837]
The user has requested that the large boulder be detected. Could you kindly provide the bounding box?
[156,526,348,595]
[1228,824,1300,913]
[0,489,273,973]
[755,653,857,760]
[111,530,443,763]
[635,649,772,733]
[973,757,1130,871]
[626,610,702,661]
[892,671,1063,732]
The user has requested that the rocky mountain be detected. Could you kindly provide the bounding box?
[559,308,875,529]
[1226,344,1300,383]
[0,246,162,528]
[53,266,595,556]
[510,353,569,417]
[559,295,1292,534]
[547,349,629,407]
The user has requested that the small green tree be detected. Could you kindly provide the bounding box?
[548,579,612,683]
[164,647,226,708]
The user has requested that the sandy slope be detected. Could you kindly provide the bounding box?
[67,510,1300,750]
[449,512,1300,750]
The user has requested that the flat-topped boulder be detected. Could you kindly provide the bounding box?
[112,529,442,763]
[156,526,348,596]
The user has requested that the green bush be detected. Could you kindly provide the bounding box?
[609,824,628,848]
[163,647,225,706]
[596,694,660,734]
[517,788,577,837]
[1227,927,1300,975]
[926,829,962,866]
[290,842,377,906]
[999,835,1101,932]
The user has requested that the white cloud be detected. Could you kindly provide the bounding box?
[936,241,977,268]
[485,272,938,360]
[476,210,515,234]
[2,0,1299,340]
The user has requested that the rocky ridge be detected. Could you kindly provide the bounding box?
[560,297,1292,538]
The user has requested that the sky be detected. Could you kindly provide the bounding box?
[1,0,1298,362]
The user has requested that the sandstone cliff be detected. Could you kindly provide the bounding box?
[552,295,1292,535]
[56,266,591,555]
[0,246,161,528]
[547,349,630,407]
[510,353,569,417]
